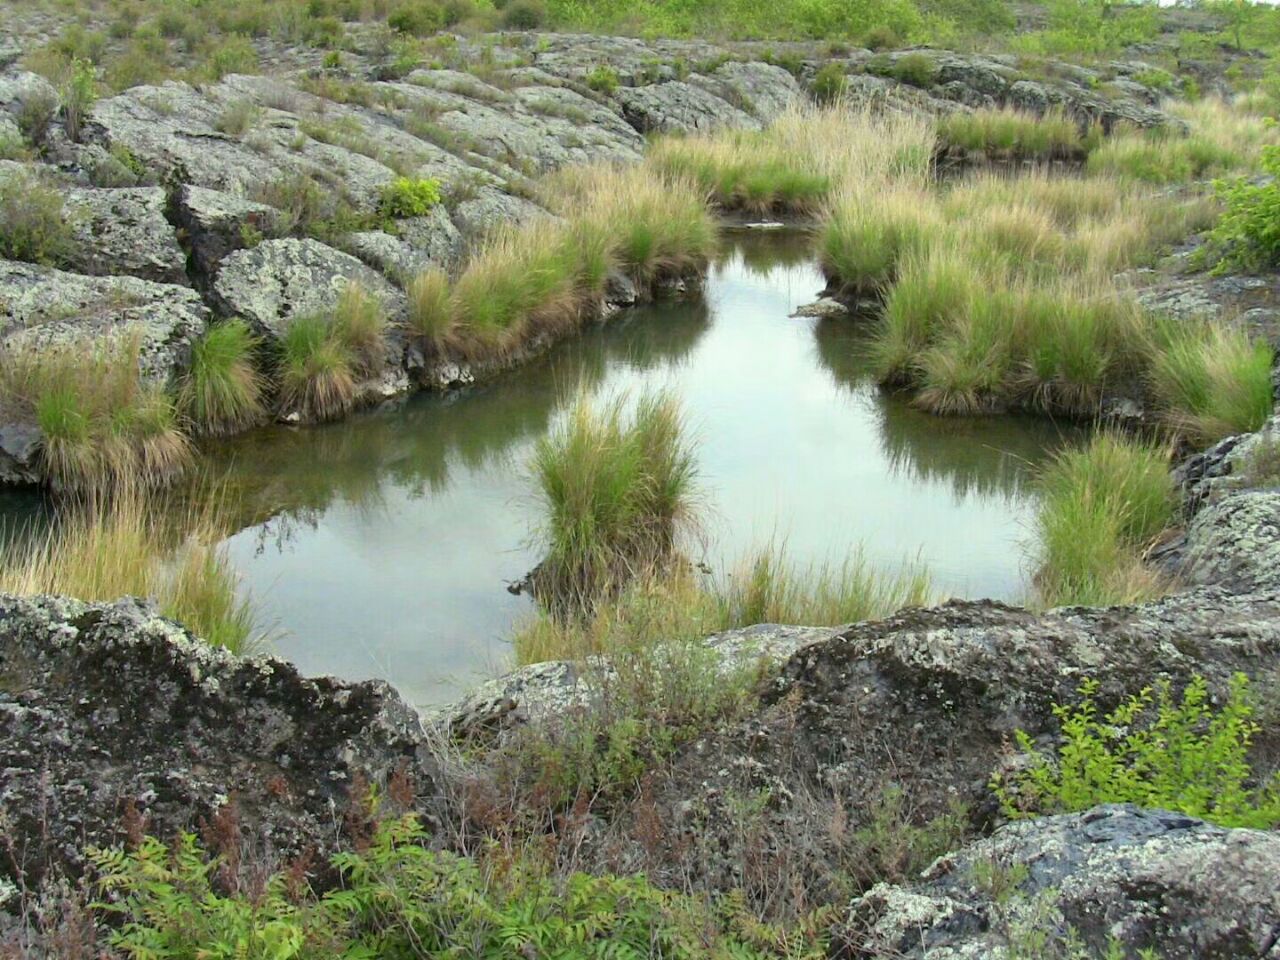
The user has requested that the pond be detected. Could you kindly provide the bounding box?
[0,231,1083,706]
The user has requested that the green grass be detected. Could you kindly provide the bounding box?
[528,388,699,612]
[0,492,262,654]
[404,267,454,353]
[179,320,266,437]
[1147,319,1275,444]
[0,335,193,492]
[329,280,388,374]
[1032,432,1175,609]
[277,313,358,422]
[819,187,938,294]
[938,107,1093,161]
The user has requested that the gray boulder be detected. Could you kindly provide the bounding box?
[1181,490,1280,592]
[0,259,207,382]
[837,805,1280,960]
[61,186,187,284]
[0,423,40,486]
[616,81,759,134]
[0,593,443,888]
[210,238,405,340]
[175,184,281,276]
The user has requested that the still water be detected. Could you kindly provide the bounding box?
[0,232,1081,706]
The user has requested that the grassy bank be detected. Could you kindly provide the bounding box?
[0,491,262,653]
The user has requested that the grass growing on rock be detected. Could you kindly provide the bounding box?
[179,320,266,437]
[1031,431,1175,609]
[0,492,261,654]
[0,335,192,492]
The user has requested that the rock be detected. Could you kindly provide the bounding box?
[0,423,40,485]
[435,624,836,736]
[695,61,801,121]
[210,238,405,340]
[1181,491,1280,592]
[605,269,638,307]
[175,184,281,277]
[834,805,1280,960]
[616,81,759,134]
[450,190,548,242]
[61,186,187,284]
[0,259,207,382]
[792,297,850,319]
[0,70,57,128]
[0,593,443,888]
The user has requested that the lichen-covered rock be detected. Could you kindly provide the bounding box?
[342,204,463,280]
[0,423,40,486]
[835,805,1280,960]
[1181,490,1280,592]
[0,70,56,126]
[210,238,405,340]
[0,259,207,382]
[0,594,443,888]
[175,184,281,276]
[61,186,187,284]
[616,81,759,134]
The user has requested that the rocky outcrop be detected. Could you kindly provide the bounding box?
[61,185,187,285]
[175,184,282,277]
[210,238,405,340]
[0,259,207,381]
[0,594,443,888]
[837,804,1280,959]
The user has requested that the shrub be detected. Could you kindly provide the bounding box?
[1205,144,1280,272]
[179,320,266,436]
[61,57,96,142]
[200,34,259,81]
[277,313,358,422]
[811,63,848,104]
[886,52,939,88]
[1032,431,1174,609]
[17,88,58,145]
[214,99,260,136]
[529,388,699,611]
[0,493,261,653]
[91,814,819,958]
[0,172,77,266]
[388,0,444,35]
[404,267,454,352]
[378,175,442,219]
[993,674,1280,829]
[502,0,546,28]
[1147,319,1274,443]
[585,64,620,95]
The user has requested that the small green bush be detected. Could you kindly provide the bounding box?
[378,175,443,219]
[1206,145,1280,272]
[61,57,96,142]
[502,0,547,28]
[811,63,848,104]
[875,51,938,88]
[91,814,821,959]
[993,674,1280,829]
[0,173,77,266]
[586,64,620,95]
[388,0,444,35]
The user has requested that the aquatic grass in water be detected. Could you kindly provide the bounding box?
[0,492,263,654]
[529,388,699,611]
[179,320,265,437]
[1033,432,1175,609]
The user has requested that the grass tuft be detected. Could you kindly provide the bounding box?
[405,267,454,353]
[277,313,358,422]
[179,320,266,437]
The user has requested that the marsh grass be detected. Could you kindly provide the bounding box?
[528,388,699,613]
[179,320,266,437]
[0,492,262,654]
[0,335,192,492]
[514,543,931,666]
[819,186,939,294]
[330,280,388,373]
[1146,318,1275,443]
[938,107,1092,161]
[277,313,358,422]
[1033,432,1175,609]
[405,267,454,353]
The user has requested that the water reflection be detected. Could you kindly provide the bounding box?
[0,230,1078,706]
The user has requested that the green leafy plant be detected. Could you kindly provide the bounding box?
[378,175,443,220]
[811,63,848,104]
[585,64,620,95]
[1206,144,1280,272]
[993,674,1280,828]
[0,172,77,266]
